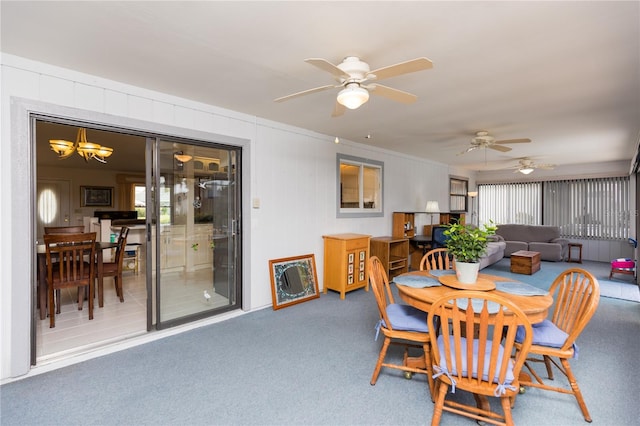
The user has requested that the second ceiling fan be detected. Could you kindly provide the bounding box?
[274,56,433,117]
[458,131,531,155]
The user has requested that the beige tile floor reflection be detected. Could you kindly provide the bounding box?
[36,272,148,361]
[36,267,230,362]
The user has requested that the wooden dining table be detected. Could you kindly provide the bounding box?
[396,270,553,324]
[37,241,119,320]
[394,270,553,409]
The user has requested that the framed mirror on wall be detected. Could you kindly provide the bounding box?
[336,153,383,218]
[269,254,319,310]
[449,177,468,212]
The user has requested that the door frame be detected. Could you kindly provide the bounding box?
[8,98,251,377]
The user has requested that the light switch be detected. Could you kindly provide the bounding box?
[252,198,260,209]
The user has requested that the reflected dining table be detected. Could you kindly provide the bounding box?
[37,241,119,320]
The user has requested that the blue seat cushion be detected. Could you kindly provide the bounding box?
[383,303,429,333]
[436,335,514,385]
[516,319,568,348]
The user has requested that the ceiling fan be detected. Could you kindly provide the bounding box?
[508,158,556,175]
[274,56,433,117]
[458,131,531,155]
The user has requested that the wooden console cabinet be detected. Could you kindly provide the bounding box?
[322,233,371,299]
[370,236,409,280]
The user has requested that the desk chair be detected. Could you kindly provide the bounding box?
[368,256,435,397]
[43,232,96,328]
[100,226,129,303]
[428,290,533,426]
[431,226,449,249]
[516,268,600,422]
[420,248,454,272]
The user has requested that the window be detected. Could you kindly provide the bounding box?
[449,177,468,212]
[478,176,630,240]
[134,183,172,224]
[337,154,383,217]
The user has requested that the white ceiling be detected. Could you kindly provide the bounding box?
[2,1,639,172]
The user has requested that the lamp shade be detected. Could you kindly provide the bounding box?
[336,83,369,109]
[425,201,440,213]
[519,167,534,175]
[467,191,478,197]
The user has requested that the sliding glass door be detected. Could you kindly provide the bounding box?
[150,138,240,328]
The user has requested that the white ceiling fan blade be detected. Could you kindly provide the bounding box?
[457,146,479,156]
[368,57,433,81]
[495,138,531,145]
[488,144,512,152]
[305,58,350,79]
[368,84,417,104]
[331,100,346,117]
[274,85,336,103]
[538,164,556,169]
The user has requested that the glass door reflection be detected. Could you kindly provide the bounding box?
[153,140,239,327]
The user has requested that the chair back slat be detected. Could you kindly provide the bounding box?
[44,232,96,288]
[368,256,394,330]
[429,291,533,390]
[548,268,600,351]
[420,248,454,271]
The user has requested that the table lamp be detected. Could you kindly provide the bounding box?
[425,201,440,226]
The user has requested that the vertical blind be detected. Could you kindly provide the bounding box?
[478,176,629,240]
[544,177,630,240]
[478,182,542,225]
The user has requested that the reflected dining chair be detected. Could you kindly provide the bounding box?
[515,268,600,422]
[43,232,96,328]
[99,226,129,304]
[420,248,454,272]
[428,290,533,426]
[368,256,434,397]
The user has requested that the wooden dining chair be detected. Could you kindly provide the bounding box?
[368,256,434,397]
[100,226,129,303]
[41,225,91,315]
[428,290,533,426]
[43,232,96,328]
[515,268,600,422]
[419,248,454,272]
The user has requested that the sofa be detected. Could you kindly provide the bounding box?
[494,224,569,261]
[478,239,507,270]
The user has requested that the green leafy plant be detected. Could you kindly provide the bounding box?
[444,220,497,263]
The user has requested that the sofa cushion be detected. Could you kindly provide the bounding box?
[496,224,560,243]
[529,242,563,261]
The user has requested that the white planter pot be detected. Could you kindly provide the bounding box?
[454,260,480,284]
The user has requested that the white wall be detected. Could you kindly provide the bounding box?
[1,53,466,380]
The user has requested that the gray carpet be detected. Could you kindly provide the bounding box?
[1,260,639,425]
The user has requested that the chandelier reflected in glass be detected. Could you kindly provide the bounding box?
[49,128,113,163]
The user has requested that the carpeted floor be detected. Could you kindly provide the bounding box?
[483,258,640,302]
[1,258,638,425]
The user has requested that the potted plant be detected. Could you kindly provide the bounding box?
[444,220,497,284]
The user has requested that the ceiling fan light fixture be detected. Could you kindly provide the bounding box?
[337,83,369,109]
[519,167,534,175]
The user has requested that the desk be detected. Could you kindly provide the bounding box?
[409,235,432,270]
[37,241,119,320]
